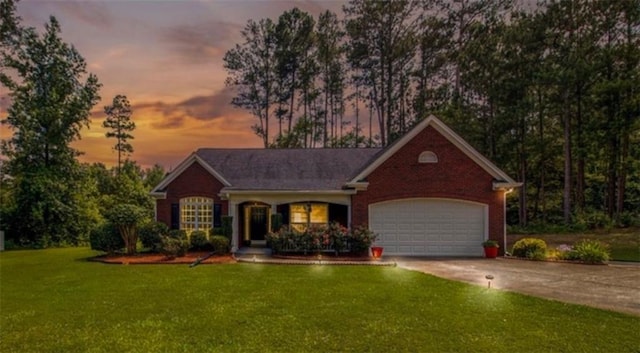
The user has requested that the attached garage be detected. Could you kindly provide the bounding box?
[369,199,487,256]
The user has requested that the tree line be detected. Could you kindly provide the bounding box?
[0,0,638,248]
[225,0,639,227]
[0,0,163,247]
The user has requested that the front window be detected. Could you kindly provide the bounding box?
[290,203,328,231]
[180,197,213,234]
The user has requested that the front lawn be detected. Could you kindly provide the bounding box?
[1,248,638,353]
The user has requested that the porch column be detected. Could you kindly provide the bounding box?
[347,204,352,228]
[229,200,238,252]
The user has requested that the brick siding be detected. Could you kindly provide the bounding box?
[351,125,506,247]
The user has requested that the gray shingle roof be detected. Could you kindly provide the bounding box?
[195,148,382,191]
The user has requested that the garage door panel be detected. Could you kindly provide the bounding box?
[370,199,486,257]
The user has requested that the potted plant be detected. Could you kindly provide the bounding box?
[482,239,500,259]
[370,245,384,259]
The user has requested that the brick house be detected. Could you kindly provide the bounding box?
[150,115,520,256]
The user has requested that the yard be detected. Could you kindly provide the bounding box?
[1,248,639,353]
[508,227,640,262]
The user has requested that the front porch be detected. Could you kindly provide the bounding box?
[221,191,353,252]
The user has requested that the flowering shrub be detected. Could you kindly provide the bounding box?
[349,225,377,254]
[266,222,377,255]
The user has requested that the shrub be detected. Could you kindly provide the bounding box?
[161,235,188,258]
[221,216,233,240]
[618,212,640,228]
[512,238,547,260]
[168,229,187,240]
[210,235,230,254]
[105,203,146,254]
[189,230,209,250]
[350,225,377,254]
[267,223,376,255]
[90,223,124,254]
[210,227,223,237]
[568,239,610,264]
[270,213,283,232]
[327,222,349,253]
[138,221,169,252]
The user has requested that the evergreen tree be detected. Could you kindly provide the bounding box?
[103,94,135,173]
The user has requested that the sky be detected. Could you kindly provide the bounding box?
[1,0,347,170]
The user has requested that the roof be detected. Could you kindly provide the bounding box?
[151,115,520,196]
[153,148,382,193]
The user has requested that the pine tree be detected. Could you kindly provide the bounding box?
[103,94,135,173]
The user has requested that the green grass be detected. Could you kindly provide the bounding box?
[509,227,640,262]
[1,248,639,353]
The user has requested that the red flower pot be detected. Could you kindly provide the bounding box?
[371,246,384,259]
[483,246,499,259]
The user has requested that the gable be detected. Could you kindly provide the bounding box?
[349,115,519,189]
[150,153,230,197]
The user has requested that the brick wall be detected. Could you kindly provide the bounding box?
[156,162,228,227]
[351,125,506,245]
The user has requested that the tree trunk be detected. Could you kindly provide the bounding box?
[617,127,629,218]
[575,85,585,211]
[563,98,572,224]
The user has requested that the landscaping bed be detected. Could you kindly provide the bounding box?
[272,252,373,262]
[93,251,235,265]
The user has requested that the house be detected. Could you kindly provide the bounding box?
[150,115,520,256]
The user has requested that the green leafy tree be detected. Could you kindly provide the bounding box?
[106,203,145,255]
[143,163,166,190]
[103,94,135,173]
[0,15,101,245]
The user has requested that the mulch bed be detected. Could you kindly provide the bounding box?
[92,252,236,265]
[272,253,376,262]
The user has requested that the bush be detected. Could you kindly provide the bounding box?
[90,223,124,254]
[350,225,377,254]
[568,239,610,264]
[168,229,187,240]
[105,203,147,254]
[512,238,547,260]
[138,222,169,252]
[574,211,613,230]
[209,227,223,237]
[618,212,640,228]
[189,230,209,250]
[266,223,376,255]
[210,235,230,254]
[270,213,283,232]
[160,235,188,258]
[221,216,233,240]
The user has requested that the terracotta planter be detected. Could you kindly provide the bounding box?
[371,246,384,259]
[483,246,499,259]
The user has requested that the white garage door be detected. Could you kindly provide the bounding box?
[369,199,487,256]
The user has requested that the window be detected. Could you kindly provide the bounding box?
[290,203,328,231]
[418,151,438,163]
[180,197,213,234]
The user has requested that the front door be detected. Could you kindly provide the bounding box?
[248,206,268,241]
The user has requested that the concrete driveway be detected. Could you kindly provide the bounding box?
[396,257,640,316]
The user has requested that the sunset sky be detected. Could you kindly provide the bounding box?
[1,0,346,170]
